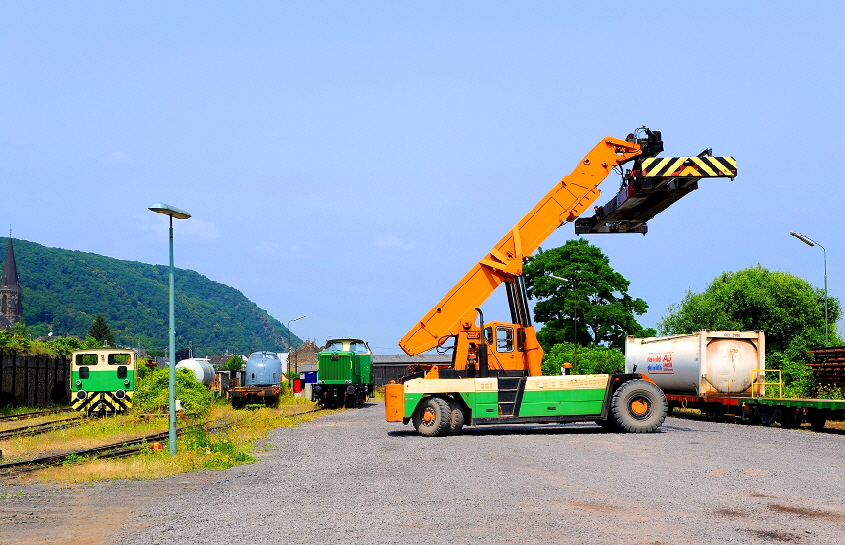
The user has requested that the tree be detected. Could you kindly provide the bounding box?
[658,266,841,356]
[223,355,244,371]
[658,266,842,396]
[87,315,115,347]
[523,239,654,350]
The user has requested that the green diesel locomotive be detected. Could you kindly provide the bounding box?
[70,348,136,415]
[312,338,375,409]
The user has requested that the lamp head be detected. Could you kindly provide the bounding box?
[149,203,191,220]
[790,231,815,247]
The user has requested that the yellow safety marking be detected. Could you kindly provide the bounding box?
[642,156,736,178]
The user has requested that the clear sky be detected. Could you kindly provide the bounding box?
[2,2,843,354]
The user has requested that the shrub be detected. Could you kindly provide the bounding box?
[134,368,212,419]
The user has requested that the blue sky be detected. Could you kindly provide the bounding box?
[2,2,843,353]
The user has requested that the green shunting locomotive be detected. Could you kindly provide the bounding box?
[70,348,136,415]
[312,338,375,409]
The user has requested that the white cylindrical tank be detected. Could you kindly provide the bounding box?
[625,331,765,395]
[176,358,215,386]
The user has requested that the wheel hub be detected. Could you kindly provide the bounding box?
[630,397,650,417]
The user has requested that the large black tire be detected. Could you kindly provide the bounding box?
[610,379,667,433]
[412,396,451,437]
[448,397,466,435]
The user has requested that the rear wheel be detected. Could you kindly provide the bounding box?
[412,396,451,437]
[610,379,667,433]
[448,397,466,435]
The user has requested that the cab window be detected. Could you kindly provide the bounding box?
[496,327,514,352]
[76,354,98,366]
[108,354,131,365]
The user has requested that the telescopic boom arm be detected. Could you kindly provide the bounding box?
[399,135,650,356]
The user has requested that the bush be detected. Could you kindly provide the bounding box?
[542,342,625,375]
[767,351,814,398]
[133,368,213,419]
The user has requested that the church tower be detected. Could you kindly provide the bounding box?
[0,236,23,331]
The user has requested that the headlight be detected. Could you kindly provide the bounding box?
[124,379,130,386]
[115,389,126,400]
[76,390,87,400]
[75,380,82,387]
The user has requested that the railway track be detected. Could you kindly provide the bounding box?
[0,416,87,441]
[0,430,175,479]
[0,408,74,423]
[0,404,328,479]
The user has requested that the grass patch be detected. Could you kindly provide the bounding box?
[5,396,334,483]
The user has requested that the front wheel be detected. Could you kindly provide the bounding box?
[610,379,667,433]
[412,396,451,437]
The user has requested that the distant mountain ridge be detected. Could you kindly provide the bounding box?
[0,238,299,356]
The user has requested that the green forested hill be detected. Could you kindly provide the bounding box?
[0,238,300,356]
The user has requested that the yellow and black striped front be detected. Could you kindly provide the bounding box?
[641,156,737,178]
[72,391,133,414]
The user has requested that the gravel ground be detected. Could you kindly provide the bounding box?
[3,404,845,544]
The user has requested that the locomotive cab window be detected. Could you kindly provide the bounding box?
[75,354,98,367]
[351,342,368,354]
[484,327,493,345]
[326,341,344,351]
[496,327,514,352]
[108,354,131,365]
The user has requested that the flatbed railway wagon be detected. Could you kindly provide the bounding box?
[70,348,136,415]
[626,332,845,428]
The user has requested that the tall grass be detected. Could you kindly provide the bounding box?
[4,396,333,483]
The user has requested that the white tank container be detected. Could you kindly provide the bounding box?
[625,331,765,395]
[176,358,216,386]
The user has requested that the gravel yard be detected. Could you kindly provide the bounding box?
[2,403,845,544]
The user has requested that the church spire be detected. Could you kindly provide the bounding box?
[0,234,22,331]
[1,236,20,288]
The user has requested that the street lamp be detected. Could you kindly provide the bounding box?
[549,274,579,371]
[790,231,828,347]
[149,202,191,456]
[287,314,306,383]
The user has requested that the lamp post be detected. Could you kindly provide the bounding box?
[287,314,306,384]
[549,274,579,371]
[790,231,828,347]
[149,202,191,455]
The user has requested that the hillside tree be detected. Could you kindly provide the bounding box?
[87,315,115,347]
[523,239,654,350]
